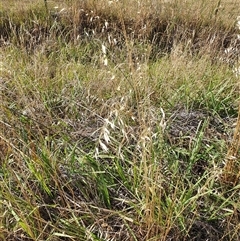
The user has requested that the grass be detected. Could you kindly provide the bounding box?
[0,0,240,240]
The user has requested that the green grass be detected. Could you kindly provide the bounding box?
[1,0,240,240]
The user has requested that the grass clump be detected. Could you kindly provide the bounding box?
[0,0,240,240]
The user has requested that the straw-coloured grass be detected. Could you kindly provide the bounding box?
[0,0,240,240]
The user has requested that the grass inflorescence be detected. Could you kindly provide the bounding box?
[0,0,240,240]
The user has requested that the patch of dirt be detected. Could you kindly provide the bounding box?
[167,107,235,147]
[186,220,224,241]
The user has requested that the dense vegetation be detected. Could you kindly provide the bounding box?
[0,0,240,240]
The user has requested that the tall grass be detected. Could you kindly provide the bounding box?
[0,0,240,240]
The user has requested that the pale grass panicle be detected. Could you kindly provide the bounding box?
[223,15,240,77]
[236,16,240,30]
[97,118,114,153]
[233,65,240,77]
[234,16,240,77]
[101,43,108,66]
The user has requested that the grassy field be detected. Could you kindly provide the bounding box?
[0,0,240,240]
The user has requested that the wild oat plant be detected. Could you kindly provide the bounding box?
[0,0,240,240]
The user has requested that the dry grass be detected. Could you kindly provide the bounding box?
[222,104,240,185]
[0,0,240,240]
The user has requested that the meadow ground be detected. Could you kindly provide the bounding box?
[0,0,240,240]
